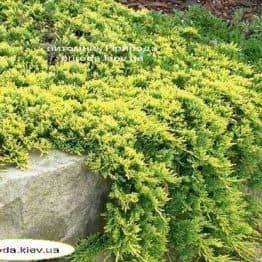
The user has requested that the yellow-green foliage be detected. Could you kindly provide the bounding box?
[0,0,261,261]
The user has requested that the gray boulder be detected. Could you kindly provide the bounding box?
[0,151,109,245]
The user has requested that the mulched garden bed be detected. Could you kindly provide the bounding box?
[118,0,262,21]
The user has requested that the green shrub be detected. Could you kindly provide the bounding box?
[0,1,261,261]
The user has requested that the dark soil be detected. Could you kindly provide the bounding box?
[118,0,262,21]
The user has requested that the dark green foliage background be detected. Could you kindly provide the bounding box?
[0,0,261,261]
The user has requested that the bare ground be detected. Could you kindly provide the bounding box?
[118,0,262,21]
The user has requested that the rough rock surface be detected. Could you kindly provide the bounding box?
[0,151,109,245]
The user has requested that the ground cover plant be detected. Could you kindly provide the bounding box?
[0,0,261,261]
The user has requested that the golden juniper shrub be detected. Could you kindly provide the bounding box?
[0,0,261,261]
